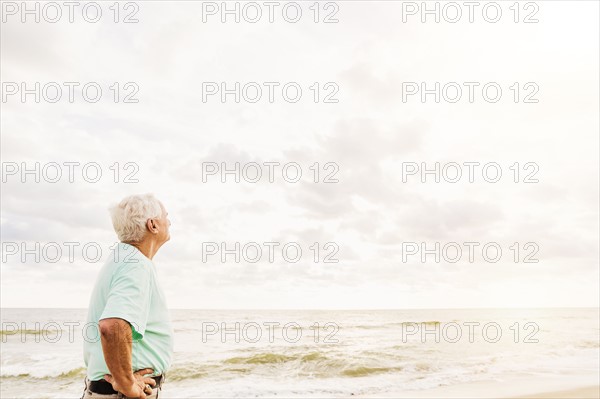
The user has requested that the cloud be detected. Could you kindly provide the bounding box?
[1,1,598,309]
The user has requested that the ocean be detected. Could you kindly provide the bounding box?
[1,308,598,398]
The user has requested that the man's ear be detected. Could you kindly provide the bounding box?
[147,219,158,234]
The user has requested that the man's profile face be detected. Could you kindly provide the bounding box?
[159,202,171,243]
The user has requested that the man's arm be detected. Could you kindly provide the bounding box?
[98,262,154,398]
[99,318,136,387]
[99,318,155,399]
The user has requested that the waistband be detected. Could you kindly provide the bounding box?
[88,375,164,395]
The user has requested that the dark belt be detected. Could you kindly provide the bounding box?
[89,375,163,395]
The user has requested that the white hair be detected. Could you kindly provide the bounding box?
[109,193,163,242]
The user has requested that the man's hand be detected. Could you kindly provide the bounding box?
[104,368,157,399]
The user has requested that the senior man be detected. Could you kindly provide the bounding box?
[81,194,174,399]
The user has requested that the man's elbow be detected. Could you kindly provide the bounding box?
[99,318,130,339]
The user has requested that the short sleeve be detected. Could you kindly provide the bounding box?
[100,264,152,340]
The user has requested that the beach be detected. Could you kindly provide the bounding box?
[355,375,600,398]
[518,386,599,399]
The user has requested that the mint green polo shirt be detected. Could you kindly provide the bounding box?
[83,243,174,381]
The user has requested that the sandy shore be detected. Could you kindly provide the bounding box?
[514,385,599,398]
[355,374,600,398]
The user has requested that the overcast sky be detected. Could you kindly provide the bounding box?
[1,1,598,309]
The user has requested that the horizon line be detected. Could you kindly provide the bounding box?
[1,306,599,311]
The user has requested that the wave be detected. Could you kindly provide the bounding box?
[1,367,86,380]
[225,353,297,365]
[167,351,330,381]
[175,321,443,333]
[342,366,403,377]
[576,340,600,349]
[304,321,443,330]
[165,351,405,381]
[0,329,63,336]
